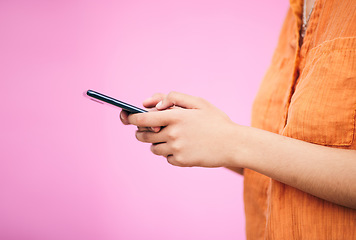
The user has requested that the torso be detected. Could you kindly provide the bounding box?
[244,0,356,239]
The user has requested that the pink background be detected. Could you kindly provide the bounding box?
[0,1,288,239]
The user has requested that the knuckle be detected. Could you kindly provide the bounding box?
[167,129,178,141]
[196,96,209,106]
[167,91,178,100]
[170,142,181,152]
[167,91,178,96]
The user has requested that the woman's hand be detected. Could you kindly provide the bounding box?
[125,92,240,167]
[120,93,166,132]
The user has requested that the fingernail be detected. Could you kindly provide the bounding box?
[156,101,162,109]
[150,127,160,132]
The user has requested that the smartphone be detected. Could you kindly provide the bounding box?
[84,89,147,114]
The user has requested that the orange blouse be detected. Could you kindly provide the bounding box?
[245,0,356,239]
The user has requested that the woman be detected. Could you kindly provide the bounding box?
[120,0,356,239]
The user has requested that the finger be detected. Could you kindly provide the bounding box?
[143,93,166,108]
[136,130,167,143]
[137,127,151,132]
[145,109,163,132]
[151,126,161,132]
[150,143,171,157]
[137,126,161,132]
[128,111,175,127]
[120,110,130,125]
[156,91,208,110]
[166,155,183,167]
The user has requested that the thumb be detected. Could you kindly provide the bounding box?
[143,93,166,108]
[156,91,207,110]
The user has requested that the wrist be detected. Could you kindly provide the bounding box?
[223,123,256,169]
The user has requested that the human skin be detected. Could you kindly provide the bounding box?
[120,92,356,210]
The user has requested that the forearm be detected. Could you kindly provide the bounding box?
[230,125,356,209]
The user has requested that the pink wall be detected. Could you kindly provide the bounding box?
[0,1,288,239]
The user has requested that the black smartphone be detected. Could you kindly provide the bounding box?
[84,90,147,114]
